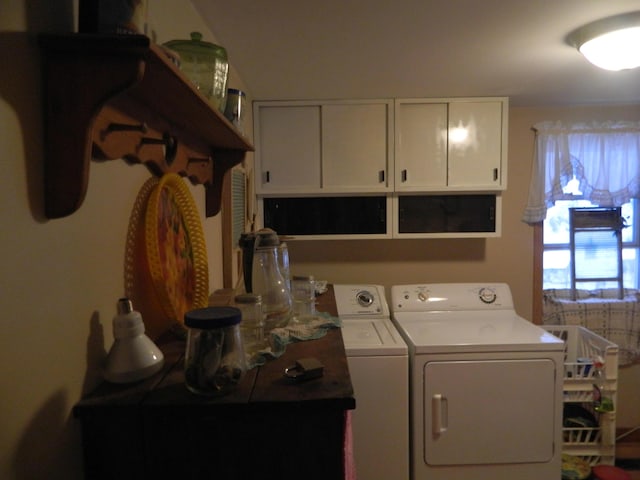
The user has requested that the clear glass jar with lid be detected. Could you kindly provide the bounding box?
[184,306,246,396]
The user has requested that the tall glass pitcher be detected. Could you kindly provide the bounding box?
[241,229,292,331]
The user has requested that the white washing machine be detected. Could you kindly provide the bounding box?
[390,283,565,480]
[333,284,409,480]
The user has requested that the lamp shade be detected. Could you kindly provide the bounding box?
[568,11,640,71]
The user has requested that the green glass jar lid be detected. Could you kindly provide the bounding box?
[163,32,227,59]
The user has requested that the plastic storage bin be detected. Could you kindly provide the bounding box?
[543,325,619,466]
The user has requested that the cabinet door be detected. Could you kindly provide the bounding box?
[395,102,448,190]
[255,105,321,193]
[321,103,391,191]
[448,101,504,189]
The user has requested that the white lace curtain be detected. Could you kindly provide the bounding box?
[522,120,640,224]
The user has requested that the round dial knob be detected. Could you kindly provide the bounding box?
[356,291,374,307]
[479,288,497,304]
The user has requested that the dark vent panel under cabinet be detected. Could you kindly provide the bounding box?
[263,197,386,235]
[398,194,496,234]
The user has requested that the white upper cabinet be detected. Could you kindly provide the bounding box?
[255,105,322,193]
[394,102,448,189]
[255,97,507,197]
[321,103,391,191]
[448,100,505,189]
[254,100,393,194]
[395,98,508,192]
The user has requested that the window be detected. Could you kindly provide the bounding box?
[543,193,639,290]
[523,121,640,226]
[526,121,640,320]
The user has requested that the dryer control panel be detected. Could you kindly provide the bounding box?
[391,283,515,312]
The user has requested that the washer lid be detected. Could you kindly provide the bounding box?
[392,310,563,354]
[341,318,407,356]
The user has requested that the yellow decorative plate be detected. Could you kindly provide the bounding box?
[144,173,209,333]
[124,174,208,339]
[125,176,163,338]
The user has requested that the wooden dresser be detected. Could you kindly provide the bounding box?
[74,287,354,479]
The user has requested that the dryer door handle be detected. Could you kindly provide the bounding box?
[432,394,448,436]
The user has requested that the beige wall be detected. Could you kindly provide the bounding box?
[0,1,638,478]
[0,1,249,478]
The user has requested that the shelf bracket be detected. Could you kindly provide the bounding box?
[40,40,146,218]
[206,149,246,217]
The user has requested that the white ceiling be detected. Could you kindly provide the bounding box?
[191,0,640,107]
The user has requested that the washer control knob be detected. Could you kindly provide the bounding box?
[356,290,374,307]
[417,292,428,302]
[479,288,497,304]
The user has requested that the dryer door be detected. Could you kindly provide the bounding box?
[424,359,556,466]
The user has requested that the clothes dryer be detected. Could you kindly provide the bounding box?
[391,283,564,480]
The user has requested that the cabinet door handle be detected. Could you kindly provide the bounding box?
[493,168,498,181]
[265,171,270,183]
[379,170,385,183]
[402,169,407,182]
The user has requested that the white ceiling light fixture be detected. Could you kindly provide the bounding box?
[568,11,640,71]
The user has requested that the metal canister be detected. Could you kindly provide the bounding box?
[224,88,246,134]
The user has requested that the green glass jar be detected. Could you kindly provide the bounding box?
[163,32,229,112]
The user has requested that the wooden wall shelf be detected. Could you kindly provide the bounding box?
[39,33,254,219]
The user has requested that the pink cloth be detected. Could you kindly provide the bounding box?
[344,410,357,480]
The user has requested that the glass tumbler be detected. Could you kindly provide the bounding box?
[234,293,268,354]
[277,242,291,293]
[291,275,316,322]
